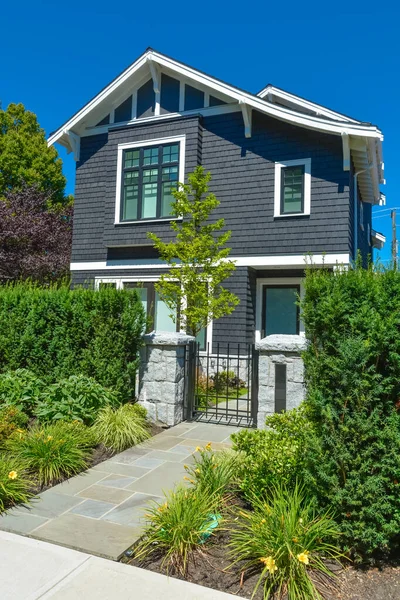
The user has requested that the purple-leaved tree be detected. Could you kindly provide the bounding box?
[0,186,73,282]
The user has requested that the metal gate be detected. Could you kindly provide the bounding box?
[184,341,259,427]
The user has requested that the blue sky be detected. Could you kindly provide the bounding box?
[2,1,397,262]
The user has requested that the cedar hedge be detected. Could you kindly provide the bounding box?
[0,283,146,400]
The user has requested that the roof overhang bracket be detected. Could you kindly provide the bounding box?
[239,101,252,138]
[148,57,161,116]
[65,130,80,162]
[341,132,350,171]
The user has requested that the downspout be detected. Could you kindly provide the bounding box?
[353,166,372,262]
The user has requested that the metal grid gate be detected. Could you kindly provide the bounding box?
[184,341,259,427]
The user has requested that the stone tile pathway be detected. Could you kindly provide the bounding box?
[0,421,238,560]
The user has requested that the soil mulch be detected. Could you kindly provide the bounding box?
[126,523,400,600]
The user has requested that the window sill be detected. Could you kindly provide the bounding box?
[273,213,310,219]
[115,217,183,226]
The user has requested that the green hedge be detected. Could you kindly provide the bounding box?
[0,283,146,399]
[301,265,400,560]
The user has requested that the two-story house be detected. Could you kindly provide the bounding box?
[48,48,386,351]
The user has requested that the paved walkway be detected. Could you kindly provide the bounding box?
[0,421,238,560]
[0,530,242,600]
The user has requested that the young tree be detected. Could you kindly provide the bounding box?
[148,166,239,338]
[0,103,69,205]
[0,186,73,282]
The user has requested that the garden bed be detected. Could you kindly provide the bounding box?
[126,532,400,600]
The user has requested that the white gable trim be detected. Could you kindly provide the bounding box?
[257,85,361,124]
[48,49,383,150]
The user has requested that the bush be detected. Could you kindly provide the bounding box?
[0,456,34,513]
[0,406,28,445]
[301,264,400,560]
[184,443,239,502]
[35,375,120,425]
[5,421,91,486]
[93,403,150,452]
[231,407,312,501]
[0,369,45,415]
[134,485,222,575]
[0,283,146,399]
[212,370,245,393]
[229,484,343,600]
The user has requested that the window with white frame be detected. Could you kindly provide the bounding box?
[115,136,185,224]
[274,158,311,217]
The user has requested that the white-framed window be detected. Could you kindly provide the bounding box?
[255,277,305,342]
[274,158,311,217]
[95,276,212,350]
[115,135,186,225]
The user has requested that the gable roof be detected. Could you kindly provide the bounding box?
[48,47,385,205]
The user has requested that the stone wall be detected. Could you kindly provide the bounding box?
[256,334,307,428]
[138,332,194,427]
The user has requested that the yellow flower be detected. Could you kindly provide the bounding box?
[45,435,53,442]
[195,446,202,453]
[297,551,310,565]
[292,537,298,543]
[205,442,212,451]
[183,464,189,470]
[8,471,18,480]
[195,468,200,474]
[299,518,303,524]
[260,556,278,573]
[260,518,266,524]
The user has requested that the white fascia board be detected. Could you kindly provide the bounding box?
[70,253,351,271]
[257,86,361,124]
[48,49,383,151]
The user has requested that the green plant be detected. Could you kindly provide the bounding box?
[212,370,245,393]
[134,484,222,576]
[0,282,146,399]
[35,375,120,425]
[148,166,239,337]
[184,443,239,502]
[93,403,150,452]
[5,421,90,486]
[231,407,312,501]
[301,263,400,560]
[0,369,45,416]
[0,456,34,513]
[0,406,28,445]
[229,484,343,600]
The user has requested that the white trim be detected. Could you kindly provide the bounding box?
[131,92,137,120]
[274,158,311,218]
[82,102,240,137]
[178,80,185,112]
[255,277,305,343]
[359,200,364,231]
[239,101,252,138]
[341,132,350,171]
[70,253,351,271]
[47,49,383,151]
[115,134,186,225]
[257,85,361,124]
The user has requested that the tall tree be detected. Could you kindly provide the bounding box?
[148,166,239,338]
[0,103,68,205]
[0,186,73,282]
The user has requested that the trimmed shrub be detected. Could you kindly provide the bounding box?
[134,485,222,576]
[35,375,120,425]
[0,456,34,513]
[5,422,91,486]
[231,407,312,501]
[0,283,146,399]
[93,403,150,452]
[0,406,28,445]
[0,369,45,415]
[301,264,400,560]
[229,484,342,600]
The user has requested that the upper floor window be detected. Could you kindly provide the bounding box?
[115,136,185,224]
[274,158,311,218]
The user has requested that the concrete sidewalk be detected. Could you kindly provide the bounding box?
[0,531,243,600]
[0,422,238,560]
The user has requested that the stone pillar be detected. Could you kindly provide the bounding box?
[138,331,195,427]
[255,334,307,428]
